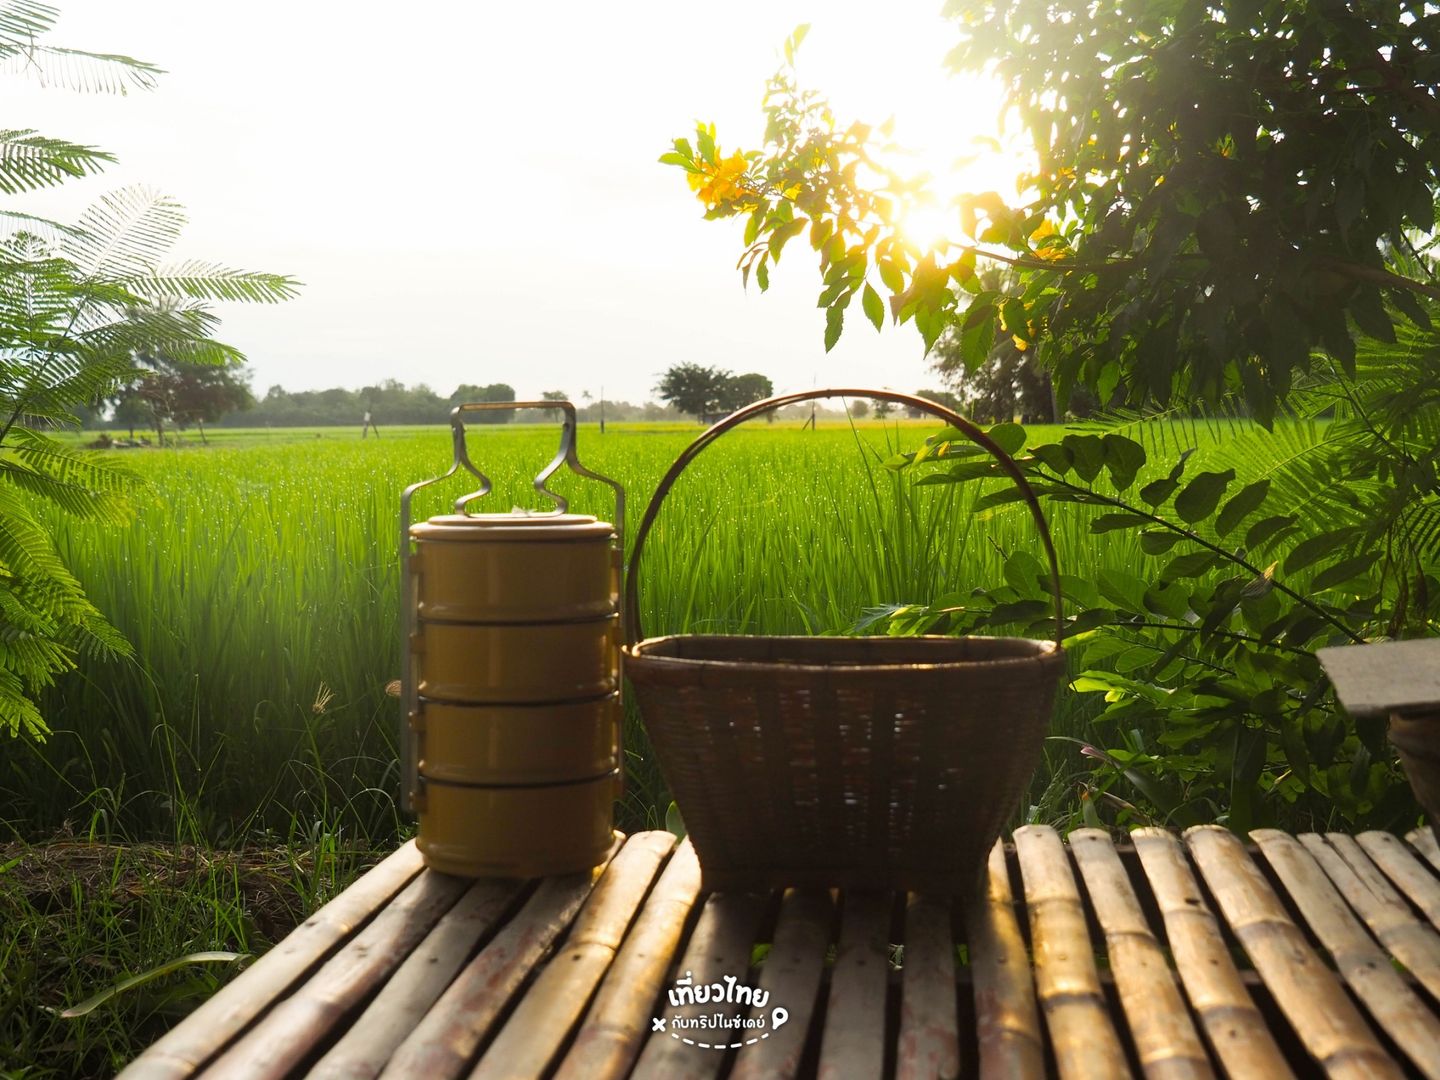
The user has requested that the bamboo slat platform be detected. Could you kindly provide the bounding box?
[120,826,1440,1080]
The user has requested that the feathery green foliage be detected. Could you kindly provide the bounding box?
[882,303,1440,831]
[0,4,296,738]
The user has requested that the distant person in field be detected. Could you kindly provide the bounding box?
[362,409,380,439]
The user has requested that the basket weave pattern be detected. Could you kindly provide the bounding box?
[626,634,1066,895]
[623,388,1069,899]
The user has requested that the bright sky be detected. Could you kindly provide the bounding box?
[9,1,1020,405]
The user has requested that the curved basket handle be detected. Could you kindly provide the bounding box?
[624,388,1064,647]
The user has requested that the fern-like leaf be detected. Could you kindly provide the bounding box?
[127,262,301,305]
[0,1,56,50]
[0,46,162,94]
[0,460,130,521]
[0,128,113,193]
[4,427,140,499]
[0,664,48,739]
[63,185,186,278]
[0,208,85,242]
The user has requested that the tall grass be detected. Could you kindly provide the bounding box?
[10,419,1183,844]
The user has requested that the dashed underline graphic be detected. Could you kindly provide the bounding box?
[668,1032,773,1049]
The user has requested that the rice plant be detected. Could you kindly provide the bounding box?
[8,418,1219,842]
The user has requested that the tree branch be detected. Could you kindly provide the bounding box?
[1317,256,1440,301]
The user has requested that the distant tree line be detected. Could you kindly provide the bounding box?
[223,381,520,427]
[82,367,1032,434]
[80,379,693,430]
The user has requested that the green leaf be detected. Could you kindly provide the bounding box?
[962,301,994,331]
[1389,286,1433,331]
[768,217,806,260]
[960,321,990,369]
[1097,568,1148,612]
[1143,582,1191,618]
[743,207,764,247]
[862,282,885,331]
[658,151,690,167]
[1139,529,1184,555]
[875,256,903,293]
[824,304,844,352]
[1090,513,1150,533]
[1058,574,1100,607]
[1064,607,1116,636]
[1349,285,1395,344]
[1283,527,1357,575]
[1284,614,1328,648]
[1246,515,1298,550]
[1215,479,1270,538]
[1139,476,1179,507]
[783,22,810,64]
[1310,555,1374,592]
[1061,434,1106,483]
[695,126,716,164]
[985,422,1026,456]
[1102,434,1146,491]
[988,599,1052,624]
[665,800,687,839]
[1004,551,1046,598]
[1162,550,1220,580]
[1030,442,1073,475]
[1000,296,1028,336]
[1173,469,1235,523]
[944,460,1002,482]
[53,952,248,1018]
[974,486,1030,512]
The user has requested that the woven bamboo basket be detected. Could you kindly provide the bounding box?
[623,389,1067,897]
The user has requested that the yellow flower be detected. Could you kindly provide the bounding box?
[688,152,752,209]
[1029,220,1068,262]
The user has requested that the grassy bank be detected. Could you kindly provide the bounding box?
[0,837,381,1079]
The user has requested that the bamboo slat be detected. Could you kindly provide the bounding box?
[471,831,677,1080]
[628,889,770,1080]
[816,891,892,1080]
[1358,830,1440,931]
[378,850,614,1079]
[1131,828,1293,1080]
[203,869,469,1080]
[1013,825,1132,1080]
[551,841,703,1080]
[1069,829,1214,1080]
[306,876,526,1080]
[894,894,960,1080]
[1408,826,1440,874]
[1186,826,1403,1080]
[728,889,833,1080]
[1300,833,1440,1003]
[117,841,425,1080]
[966,840,1042,1080]
[1254,830,1440,1079]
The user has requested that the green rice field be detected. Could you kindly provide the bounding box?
[10,418,1212,848]
[6,414,1346,1079]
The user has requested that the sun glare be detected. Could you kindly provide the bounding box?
[791,14,1034,258]
[885,76,1034,256]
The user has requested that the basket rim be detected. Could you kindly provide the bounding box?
[623,633,1063,674]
